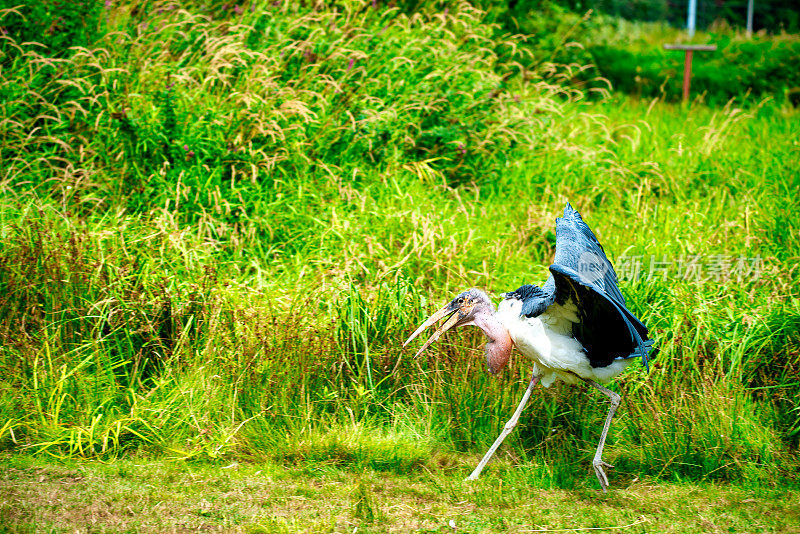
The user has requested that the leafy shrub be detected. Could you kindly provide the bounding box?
[1,1,574,221]
[590,35,800,104]
[467,1,800,103]
[0,1,104,55]
[501,0,800,33]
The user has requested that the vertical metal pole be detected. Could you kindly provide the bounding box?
[747,0,754,37]
[687,0,697,37]
[682,50,694,101]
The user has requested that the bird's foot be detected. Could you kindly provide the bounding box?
[466,463,485,481]
[592,459,614,492]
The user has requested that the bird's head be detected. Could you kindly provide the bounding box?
[403,288,514,375]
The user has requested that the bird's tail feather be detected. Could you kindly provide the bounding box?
[607,298,655,371]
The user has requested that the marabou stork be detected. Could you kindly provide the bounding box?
[403,203,656,491]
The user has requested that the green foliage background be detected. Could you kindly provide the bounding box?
[475,1,800,105]
[489,0,800,32]
[0,0,798,491]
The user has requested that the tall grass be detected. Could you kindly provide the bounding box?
[0,1,798,488]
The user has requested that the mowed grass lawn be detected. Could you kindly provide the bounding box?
[2,454,799,533]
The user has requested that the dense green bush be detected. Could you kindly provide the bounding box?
[0,1,104,55]
[2,1,566,220]
[500,0,800,33]
[589,34,800,104]
[466,1,800,103]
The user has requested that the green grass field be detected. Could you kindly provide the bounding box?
[1,1,799,532]
[3,454,799,533]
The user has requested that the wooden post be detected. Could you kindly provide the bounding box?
[663,44,717,101]
[682,50,693,101]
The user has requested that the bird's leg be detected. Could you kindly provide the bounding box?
[582,379,621,493]
[466,373,540,481]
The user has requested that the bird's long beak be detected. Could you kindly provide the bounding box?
[403,303,462,358]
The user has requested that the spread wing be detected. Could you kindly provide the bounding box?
[549,203,655,369]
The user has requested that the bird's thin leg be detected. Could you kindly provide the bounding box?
[582,379,621,493]
[466,374,540,481]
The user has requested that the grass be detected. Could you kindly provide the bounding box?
[0,1,799,531]
[2,454,799,533]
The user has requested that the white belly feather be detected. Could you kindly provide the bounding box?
[496,299,634,387]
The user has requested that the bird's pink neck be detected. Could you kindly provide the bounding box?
[473,312,514,374]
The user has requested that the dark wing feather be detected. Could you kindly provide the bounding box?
[552,203,626,307]
[550,204,655,369]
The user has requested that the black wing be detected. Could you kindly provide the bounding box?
[549,203,655,370]
[551,203,626,307]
